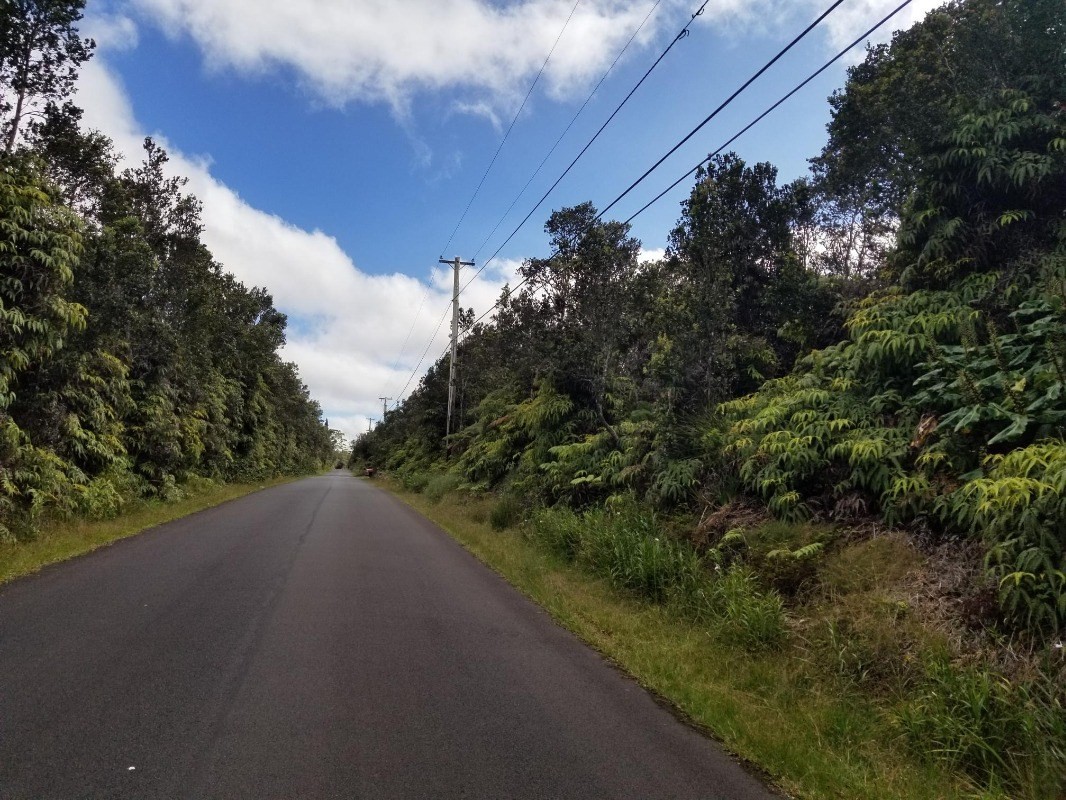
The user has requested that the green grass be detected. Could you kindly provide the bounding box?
[0,475,299,585]
[384,481,973,800]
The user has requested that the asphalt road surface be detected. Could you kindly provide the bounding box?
[0,471,777,799]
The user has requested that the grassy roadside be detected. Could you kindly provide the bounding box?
[0,475,302,586]
[383,479,973,800]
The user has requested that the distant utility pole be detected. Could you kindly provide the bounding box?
[439,255,474,438]
[378,397,391,422]
[368,417,375,432]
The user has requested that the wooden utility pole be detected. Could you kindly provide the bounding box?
[378,397,391,422]
[439,256,474,438]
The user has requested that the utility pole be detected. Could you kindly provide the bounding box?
[439,255,474,438]
[378,397,391,422]
[367,417,375,432]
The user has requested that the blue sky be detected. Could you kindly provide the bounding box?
[73,0,939,442]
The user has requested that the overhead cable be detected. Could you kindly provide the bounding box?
[470,0,665,262]
[457,0,912,344]
[457,0,710,291]
[623,0,915,224]
[438,0,583,260]
[597,0,847,219]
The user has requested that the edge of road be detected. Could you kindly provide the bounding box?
[0,473,314,588]
[372,475,790,800]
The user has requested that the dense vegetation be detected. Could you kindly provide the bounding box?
[357,1,1065,794]
[1,0,335,540]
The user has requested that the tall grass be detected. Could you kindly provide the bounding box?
[528,501,786,650]
[424,473,462,503]
[898,660,1066,798]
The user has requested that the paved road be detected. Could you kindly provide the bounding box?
[0,472,776,799]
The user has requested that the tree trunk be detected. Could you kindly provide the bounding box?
[4,88,26,154]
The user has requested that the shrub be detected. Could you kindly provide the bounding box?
[527,503,787,650]
[489,494,522,530]
[898,660,1066,797]
[941,441,1066,634]
[400,471,432,493]
[424,473,461,503]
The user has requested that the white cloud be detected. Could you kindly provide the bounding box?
[75,29,521,443]
[697,0,943,56]
[639,247,665,263]
[120,0,943,119]
[127,0,672,113]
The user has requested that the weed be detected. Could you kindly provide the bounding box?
[489,494,523,530]
[898,659,1066,798]
[527,502,786,651]
[424,473,461,503]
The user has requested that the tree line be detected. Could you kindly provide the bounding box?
[357,0,1065,636]
[1,0,335,539]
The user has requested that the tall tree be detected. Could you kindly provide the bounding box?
[0,0,94,154]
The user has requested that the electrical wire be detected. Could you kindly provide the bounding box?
[470,0,664,262]
[623,0,914,225]
[395,0,898,403]
[456,0,841,302]
[457,0,710,292]
[455,0,913,345]
[390,0,583,399]
[597,0,847,219]
[438,0,583,260]
[394,302,453,402]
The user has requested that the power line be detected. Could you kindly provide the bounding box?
[387,282,430,393]
[456,0,840,302]
[623,0,915,225]
[597,0,847,219]
[438,0,582,260]
[390,0,582,400]
[397,0,888,404]
[457,0,709,292]
[395,302,452,402]
[470,0,664,262]
[457,0,913,344]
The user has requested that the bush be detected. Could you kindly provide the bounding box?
[400,471,432,493]
[528,506,584,560]
[898,660,1066,797]
[715,566,787,650]
[424,473,461,503]
[527,503,787,651]
[489,495,522,530]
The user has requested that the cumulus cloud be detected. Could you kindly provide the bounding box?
[698,0,943,55]
[75,24,521,442]
[121,0,941,117]
[127,0,671,112]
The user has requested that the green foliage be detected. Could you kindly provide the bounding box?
[898,660,1065,797]
[423,472,461,503]
[941,442,1066,633]
[488,494,522,530]
[355,2,1066,646]
[527,501,786,650]
[0,122,332,537]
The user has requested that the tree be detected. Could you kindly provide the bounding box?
[812,0,1065,222]
[514,203,641,421]
[660,153,811,408]
[0,0,94,154]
